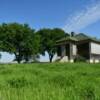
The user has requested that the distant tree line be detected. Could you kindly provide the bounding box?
[0,23,68,63]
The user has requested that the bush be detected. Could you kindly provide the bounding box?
[75,55,86,62]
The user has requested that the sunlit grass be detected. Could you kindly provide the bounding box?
[0,63,99,100]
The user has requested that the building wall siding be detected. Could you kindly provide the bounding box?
[91,54,100,59]
[91,42,100,54]
[72,44,77,56]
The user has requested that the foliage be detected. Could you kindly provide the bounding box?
[37,28,67,62]
[0,23,40,63]
[0,23,69,63]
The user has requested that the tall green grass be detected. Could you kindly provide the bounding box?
[0,63,99,100]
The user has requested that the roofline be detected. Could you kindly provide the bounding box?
[76,39,100,44]
[56,38,100,46]
[56,39,77,43]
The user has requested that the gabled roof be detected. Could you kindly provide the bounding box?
[75,33,100,43]
[75,33,90,40]
[56,33,100,44]
[56,36,78,43]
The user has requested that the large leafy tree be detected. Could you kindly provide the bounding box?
[0,23,40,63]
[37,28,67,62]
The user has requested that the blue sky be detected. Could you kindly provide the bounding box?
[0,0,100,62]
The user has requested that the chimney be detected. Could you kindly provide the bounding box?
[71,32,76,37]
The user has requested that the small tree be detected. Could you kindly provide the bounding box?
[0,23,40,63]
[37,28,67,62]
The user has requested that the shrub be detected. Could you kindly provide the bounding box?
[75,55,86,62]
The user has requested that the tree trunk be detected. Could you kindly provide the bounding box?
[14,52,22,64]
[25,55,29,63]
[49,54,53,63]
[17,59,21,64]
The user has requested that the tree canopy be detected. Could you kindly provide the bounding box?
[37,28,68,62]
[0,23,40,63]
[0,22,69,63]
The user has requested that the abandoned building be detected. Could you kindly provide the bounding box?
[56,33,100,63]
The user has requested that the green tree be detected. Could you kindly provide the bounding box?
[22,33,41,63]
[37,28,67,62]
[0,23,40,63]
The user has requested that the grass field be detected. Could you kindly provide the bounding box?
[0,63,100,100]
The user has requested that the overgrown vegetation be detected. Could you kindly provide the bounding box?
[0,23,67,63]
[0,23,41,63]
[0,63,99,100]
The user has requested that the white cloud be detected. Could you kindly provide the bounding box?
[63,1,100,32]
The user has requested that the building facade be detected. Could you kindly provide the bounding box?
[56,33,100,63]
